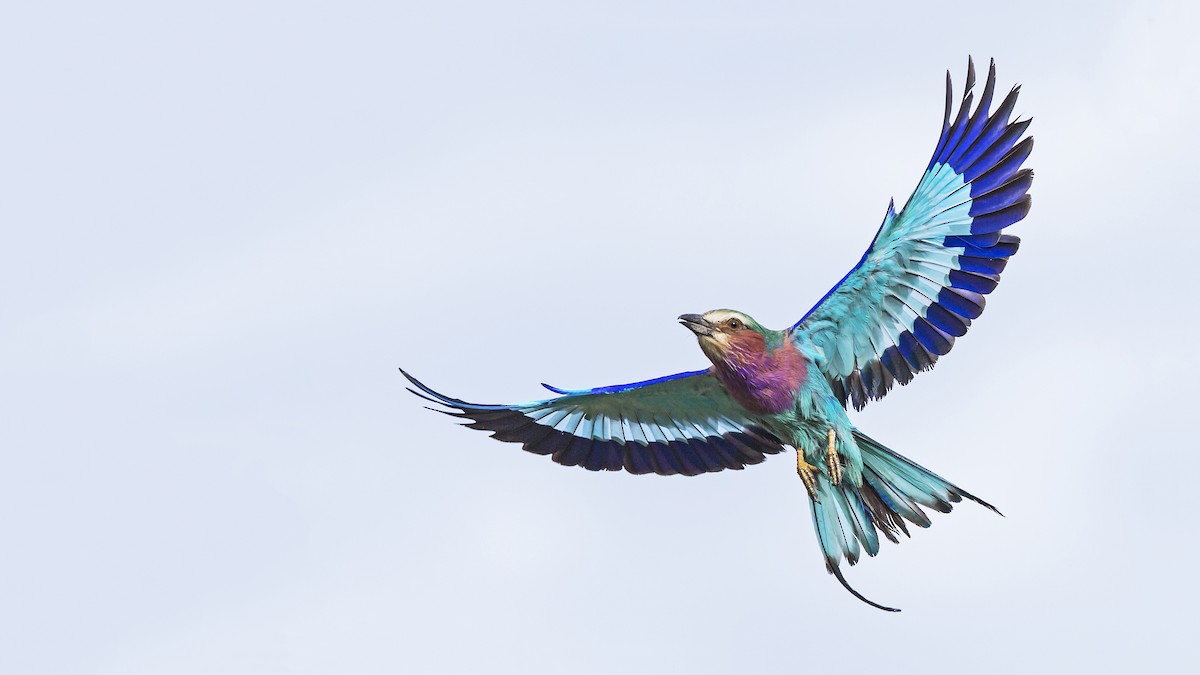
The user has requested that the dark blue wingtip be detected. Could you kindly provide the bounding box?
[400,367,448,404]
[399,367,438,398]
[541,382,571,394]
[398,367,511,411]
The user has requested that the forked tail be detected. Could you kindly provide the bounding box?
[809,431,1001,612]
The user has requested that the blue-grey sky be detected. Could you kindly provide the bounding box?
[3,1,1198,673]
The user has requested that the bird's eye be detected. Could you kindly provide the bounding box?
[728,319,742,330]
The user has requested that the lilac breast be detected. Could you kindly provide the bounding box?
[715,340,807,415]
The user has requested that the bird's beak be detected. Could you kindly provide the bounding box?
[678,313,714,337]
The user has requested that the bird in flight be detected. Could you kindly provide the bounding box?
[403,57,1031,612]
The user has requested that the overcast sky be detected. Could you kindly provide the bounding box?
[3,1,1198,673]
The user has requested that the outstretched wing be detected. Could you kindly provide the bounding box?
[793,57,1033,410]
[402,368,785,476]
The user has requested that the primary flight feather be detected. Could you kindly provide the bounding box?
[403,57,1030,611]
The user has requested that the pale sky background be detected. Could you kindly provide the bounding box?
[3,1,1198,673]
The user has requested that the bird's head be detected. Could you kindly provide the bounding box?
[678,309,770,366]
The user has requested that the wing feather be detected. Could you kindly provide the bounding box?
[792,58,1032,410]
[402,368,786,475]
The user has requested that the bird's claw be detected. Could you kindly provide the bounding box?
[796,452,820,501]
[826,429,842,487]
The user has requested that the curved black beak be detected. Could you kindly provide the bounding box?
[678,313,713,337]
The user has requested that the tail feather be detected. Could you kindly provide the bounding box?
[862,465,933,527]
[812,478,859,565]
[832,481,879,557]
[808,431,1001,612]
[859,432,1002,515]
[828,562,900,612]
[856,481,908,543]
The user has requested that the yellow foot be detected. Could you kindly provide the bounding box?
[796,451,820,501]
[826,429,843,487]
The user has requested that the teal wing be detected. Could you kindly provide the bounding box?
[402,368,785,476]
[793,58,1032,410]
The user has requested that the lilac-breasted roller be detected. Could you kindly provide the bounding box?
[403,58,1031,611]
